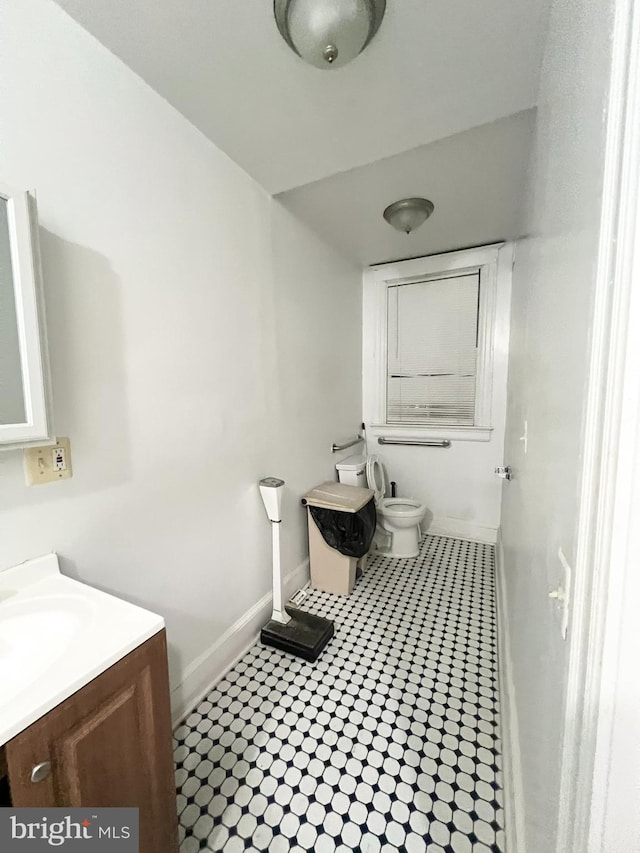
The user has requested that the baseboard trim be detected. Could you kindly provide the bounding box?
[428,516,498,544]
[495,529,527,853]
[170,557,310,725]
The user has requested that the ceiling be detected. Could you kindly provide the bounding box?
[54,0,550,196]
[276,110,535,265]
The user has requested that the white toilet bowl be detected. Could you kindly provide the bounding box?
[335,454,427,559]
[377,498,427,558]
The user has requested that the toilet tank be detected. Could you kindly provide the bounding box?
[335,454,367,487]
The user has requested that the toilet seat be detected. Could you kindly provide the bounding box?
[378,497,425,519]
[365,455,385,504]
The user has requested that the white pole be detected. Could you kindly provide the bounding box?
[270,520,290,625]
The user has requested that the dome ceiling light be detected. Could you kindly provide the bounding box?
[383,198,435,235]
[274,0,386,70]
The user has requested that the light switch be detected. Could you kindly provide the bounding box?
[24,437,73,485]
[519,419,528,454]
[549,547,572,639]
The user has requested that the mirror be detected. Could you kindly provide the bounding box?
[0,182,50,446]
[0,198,27,425]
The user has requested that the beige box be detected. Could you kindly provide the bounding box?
[303,481,374,596]
[307,510,357,596]
[302,481,373,513]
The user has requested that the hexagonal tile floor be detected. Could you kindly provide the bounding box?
[174,534,504,852]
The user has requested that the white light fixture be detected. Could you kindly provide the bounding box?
[274,0,386,69]
[383,198,435,235]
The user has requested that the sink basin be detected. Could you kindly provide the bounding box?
[0,552,164,745]
[0,594,93,702]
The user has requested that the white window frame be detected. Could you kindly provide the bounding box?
[364,243,509,442]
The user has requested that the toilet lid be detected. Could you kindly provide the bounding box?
[366,455,385,504]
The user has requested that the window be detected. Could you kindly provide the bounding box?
[386,272,480,426]
[363,244,511,441]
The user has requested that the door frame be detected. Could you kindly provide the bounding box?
[556,0,640,849]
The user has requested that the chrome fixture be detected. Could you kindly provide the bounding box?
[274,0,386,69]
[378,437,451,448]
[383,197,435,234]
[331,434,364,453]
[30,762,52,783]
[494,466,513,480]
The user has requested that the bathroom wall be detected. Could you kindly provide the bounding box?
[0,0,361,715]
[500,0,616,848]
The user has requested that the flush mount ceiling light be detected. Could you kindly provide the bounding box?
[383,198,435,235]
[274,0,386,69]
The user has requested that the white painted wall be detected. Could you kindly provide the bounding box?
[362,247,512,543]
[499,0,616,848]
[0,0,361,714]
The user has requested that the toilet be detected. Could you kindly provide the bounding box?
[335,454,427,558]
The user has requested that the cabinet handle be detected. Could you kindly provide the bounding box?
[30,762,51,783]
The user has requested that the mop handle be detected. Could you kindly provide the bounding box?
[271,519,289,624]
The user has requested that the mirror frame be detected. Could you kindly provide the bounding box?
[0,181,51,446]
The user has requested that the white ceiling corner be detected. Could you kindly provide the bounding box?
[54,0,550,196]
[276,110,536,266]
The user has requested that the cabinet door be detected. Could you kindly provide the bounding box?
[6,630,178,853]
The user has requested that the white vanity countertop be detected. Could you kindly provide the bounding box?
[0,553,164,746]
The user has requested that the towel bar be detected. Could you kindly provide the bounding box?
[331,435,364,453]
[377,437,451,448]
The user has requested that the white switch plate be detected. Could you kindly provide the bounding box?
[519,419,528,454]
[24,437,73,485]
[554,546,572,640]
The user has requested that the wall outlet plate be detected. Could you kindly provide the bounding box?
[24,437,73,485]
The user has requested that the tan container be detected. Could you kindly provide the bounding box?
[307,510,357,595]
[302,481,374,596]
[302,481,373,513]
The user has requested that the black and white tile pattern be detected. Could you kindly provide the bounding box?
[174,535,504,853]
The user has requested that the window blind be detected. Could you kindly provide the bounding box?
[386,273,480,426]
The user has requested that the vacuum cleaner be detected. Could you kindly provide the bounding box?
[258,477,334,662]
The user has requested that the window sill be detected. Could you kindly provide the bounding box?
[367,424,494,443]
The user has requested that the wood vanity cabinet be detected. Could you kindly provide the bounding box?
[3,630,178,853]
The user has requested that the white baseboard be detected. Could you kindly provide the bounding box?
[495,529,527,853]
[170,557,310,726]
[428,516,498,544]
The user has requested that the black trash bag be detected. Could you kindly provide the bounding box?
[309,497,376,558]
